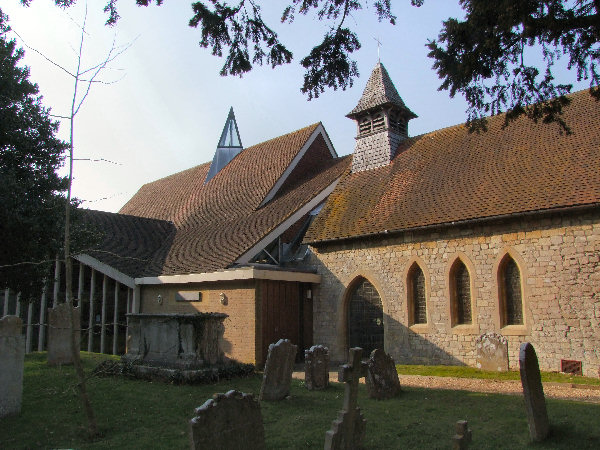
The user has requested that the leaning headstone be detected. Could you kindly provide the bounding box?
[324,347,368,450]
[259,338,297,401]
[452,420,472,449]
[189,390,265,450]
[47,303,81,366]
[475,332,509,371]
[305,345,330,390]
[365,348,401,399]
[0,316,25,418]
[519,342,550,442]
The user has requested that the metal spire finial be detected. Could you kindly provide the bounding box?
[373,37,382,63]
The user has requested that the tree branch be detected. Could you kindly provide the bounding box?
[10,29,75,78]
[523,13,600,39]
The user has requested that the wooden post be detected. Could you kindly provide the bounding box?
[126,289,131,314]
[87,269,96,352]
[112,281,119,355]
[77,262,85,307]
[132,286,141,314]
[3,288,9,316]
[452,420,472,449]
[15,292,22,317]
[100,274,108,354]
[38,281,48,351]
[26,301,34,353]
[52,255,60,307]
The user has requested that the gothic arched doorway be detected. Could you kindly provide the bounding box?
[347,278,384,356]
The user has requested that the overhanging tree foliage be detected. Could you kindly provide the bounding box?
[0,8,68,300]
[21,1,600,130]
[427,0,600,132]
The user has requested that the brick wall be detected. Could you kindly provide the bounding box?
[140,280,258,364]
[308,208,600,377]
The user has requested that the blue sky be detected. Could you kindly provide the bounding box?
[2,1,589,212]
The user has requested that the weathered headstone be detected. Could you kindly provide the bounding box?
[189,390,265,450]
[475,332,509,371]
[0,316,25,418]
[365,348,401,399]
[519,342,550,442]
[452,420,472,449]
[324,347,368,450]
[305,345,330,390]
[47,303,81,366]
[259,338,297,401]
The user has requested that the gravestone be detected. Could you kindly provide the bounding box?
[365,348,401,399]
[47,303,81,366]
[475,332,509,371]
[452,420,472,449]
[519,342,550,442]
[259,338,297,401]
[0,316,25,418]
[324,347,368,450]
[305,345,330,390]
[189,390,265,450]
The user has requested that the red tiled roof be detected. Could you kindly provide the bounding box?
[119,163,211,226]
[114,123,349,275]
[79,210,175,278]
[305,89,600,243]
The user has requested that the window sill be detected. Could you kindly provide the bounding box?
[500,324,528,336]
[408,323,430,334]
[450,323,479,335]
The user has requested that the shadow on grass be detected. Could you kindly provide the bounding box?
[1,353,599,449]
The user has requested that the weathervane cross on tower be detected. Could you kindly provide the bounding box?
[374,37,382,62]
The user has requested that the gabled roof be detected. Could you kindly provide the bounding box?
[306,89,600,244]
[79,210,175,279]
[116,123,349,275]
[347,62,417,119]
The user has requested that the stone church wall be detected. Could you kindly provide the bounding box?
[308,208,600,377]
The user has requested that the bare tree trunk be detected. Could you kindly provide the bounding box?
[64,9,98,438]
[15,4,129,438]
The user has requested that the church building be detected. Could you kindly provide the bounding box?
[47,62,599,376]
[304,63,600,377]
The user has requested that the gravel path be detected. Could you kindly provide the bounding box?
[292,371,600,403]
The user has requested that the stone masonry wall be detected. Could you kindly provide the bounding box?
[140,281,257,365]
[308,209,600,377]
[351,130,403,173]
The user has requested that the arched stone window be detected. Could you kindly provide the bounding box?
[407,263,427,325]
[347,277,384,355]
[450,259,472,326]
[498,255,523,326]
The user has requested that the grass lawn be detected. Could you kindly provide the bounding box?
[1,353,599,449]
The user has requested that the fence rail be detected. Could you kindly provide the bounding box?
[1,259,134,356]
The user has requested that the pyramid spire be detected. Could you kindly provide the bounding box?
[347,62,416,120]
[347,63,417,173]
[205,107,244,183]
